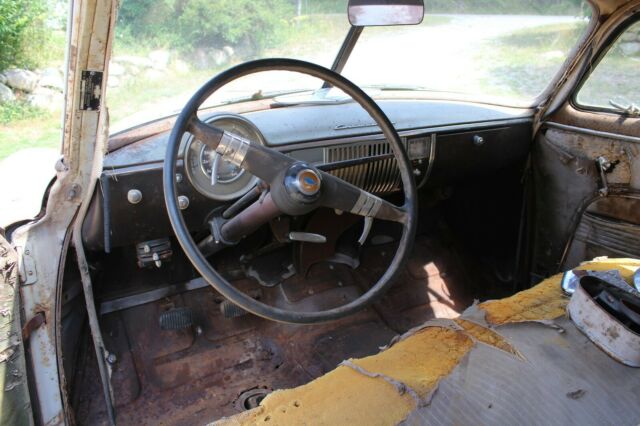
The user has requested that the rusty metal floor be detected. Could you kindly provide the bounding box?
[73,236,475,425]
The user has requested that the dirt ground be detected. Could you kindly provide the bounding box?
[0,148,58,228]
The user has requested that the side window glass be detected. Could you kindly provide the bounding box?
[576,21,640,115]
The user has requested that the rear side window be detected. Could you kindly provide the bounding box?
[576,21,640,114]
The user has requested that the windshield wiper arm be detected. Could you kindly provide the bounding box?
[322,26,363,89]
[609,99,640,117]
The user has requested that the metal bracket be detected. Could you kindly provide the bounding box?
[79,70,103,111]
[17,245,37,285]
[596,156,616,197]
[22,312,46,341]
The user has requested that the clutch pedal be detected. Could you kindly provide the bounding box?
[159,307,193,330]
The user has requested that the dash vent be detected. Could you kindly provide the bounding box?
[323,140,400,194]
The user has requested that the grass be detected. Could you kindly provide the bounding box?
[476,21,588,100]
[0,112,61,159]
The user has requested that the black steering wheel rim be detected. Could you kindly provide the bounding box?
[163,58,417,324]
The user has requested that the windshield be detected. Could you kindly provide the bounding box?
[108,0,592,131]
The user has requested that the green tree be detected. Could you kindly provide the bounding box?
[117,0,296,54]
[0,0,48,70]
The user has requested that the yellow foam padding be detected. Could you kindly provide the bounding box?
[235,365,417,425]
[228,328,472,425]
[218,258,640,425]
[351,327,473,397]
[454,318,521,357]
[480,257,640,325]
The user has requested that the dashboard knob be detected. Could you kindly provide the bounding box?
[178,195,190,210]
[127,189,142,204]
[473,135,485,146]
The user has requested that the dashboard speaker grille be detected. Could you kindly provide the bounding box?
[324,141,401,194]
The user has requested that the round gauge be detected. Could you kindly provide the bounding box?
[198,142,244,183]
[183,114,265,200]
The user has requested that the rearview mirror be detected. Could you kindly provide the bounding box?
[348,0,424,26]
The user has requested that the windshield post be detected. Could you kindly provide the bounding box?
[323,25,364,88]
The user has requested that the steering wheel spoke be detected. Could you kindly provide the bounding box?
[320,171,407,223]
[187,116,295,185]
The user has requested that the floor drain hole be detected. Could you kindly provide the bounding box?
[236,387,272,411]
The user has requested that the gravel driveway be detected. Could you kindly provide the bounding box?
[0,148,58,228]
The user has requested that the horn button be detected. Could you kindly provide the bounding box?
[271,163,323,216]
[285,163,322,202]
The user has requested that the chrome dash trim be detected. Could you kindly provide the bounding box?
[418,134,437,189]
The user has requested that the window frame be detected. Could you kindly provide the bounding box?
[571,14,640,116]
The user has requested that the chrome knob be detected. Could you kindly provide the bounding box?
[473,135,485,146]
[127,189,142,204]
[178,195,190,210]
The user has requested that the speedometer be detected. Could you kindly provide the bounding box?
[198,144,244,183]
[184,114,265,200]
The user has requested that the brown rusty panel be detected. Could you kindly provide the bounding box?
[280,262,356,304]
[75,232,477,424]
[545,128,632,184]
[152,334,281,389]
[308,321,397,376]
[550,104,640,141]
[101,313,141,408]
[297,208,361,275]
[120,295,195,360]
[359,238,474,331]
[108,99,274,152]
[586,195,640,225]
[181,286,259,342]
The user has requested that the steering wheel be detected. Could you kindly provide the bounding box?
[163,58,417,324]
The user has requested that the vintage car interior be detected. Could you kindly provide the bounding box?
[7,0,639,424]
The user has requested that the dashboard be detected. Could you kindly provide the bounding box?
[83,99,533,252]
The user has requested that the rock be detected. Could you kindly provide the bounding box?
[109,62,125,77]
[619,42,640,56]
[128,65,141,76]
[149,50,170,70]
[143,69,164,81]
[4,69,39,92]
[107,75,120,88]
[223,46,234,58]
[192,48,229,70]
[0,83,15,103]
[112,55,153,69]
[173,59,190,73]
[542,50,564,60]
[0,73,6,85]
[27,87,63,111]
[38,68,64,92]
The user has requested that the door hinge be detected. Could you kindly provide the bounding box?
[79,70,103,111]
[17,245,37,285]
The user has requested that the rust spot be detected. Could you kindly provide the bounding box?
[605,326,620,340]
[566,389,586,400]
